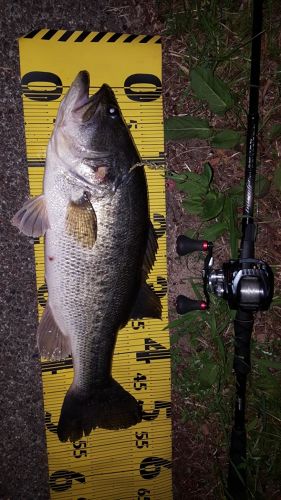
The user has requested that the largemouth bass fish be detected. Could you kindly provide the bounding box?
[12,71,162,442]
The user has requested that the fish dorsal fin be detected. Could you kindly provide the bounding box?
[66,194,97,248]
[11,194,49,237]
[142,221,158,278]
[37,302,72,360]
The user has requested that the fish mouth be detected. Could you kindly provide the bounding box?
[72,71,118,122]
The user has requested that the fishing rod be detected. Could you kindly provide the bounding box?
[175,1,274,497]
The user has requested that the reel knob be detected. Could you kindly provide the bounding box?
[176,235,209,256]
[176,295,208,314]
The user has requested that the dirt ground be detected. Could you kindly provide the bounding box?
[1,1,280,499]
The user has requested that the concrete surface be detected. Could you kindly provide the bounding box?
[0,1,161,498]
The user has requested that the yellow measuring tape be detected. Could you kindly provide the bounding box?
[19,29,171,500]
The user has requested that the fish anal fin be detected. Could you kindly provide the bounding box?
[130,281,162,320]
[142,221,158,277]
[37,302,71,360]
[11,194,49,237]
[66,194,97,249]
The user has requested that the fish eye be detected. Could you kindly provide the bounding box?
[108,106,119,119]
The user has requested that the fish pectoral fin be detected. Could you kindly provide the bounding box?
[130,281,162,320]
[142,221,158,277]
[11,194,50,237]
[37,302,72,360]
[66,194,97,248]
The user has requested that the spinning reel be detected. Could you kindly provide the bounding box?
[176,234,274,315]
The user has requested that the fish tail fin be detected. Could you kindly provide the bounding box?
[57,379,142,442]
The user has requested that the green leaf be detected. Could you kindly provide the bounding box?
[211,129,241,149]
[177,179,209,196]
[175,167,213,196]
[167,316,189,329]
[190,66,234,115]
[273,164,281,191]
[202,191,225,220]
[198,363,219,387]
[228,182,244,203]
[269,124,281,140]
[183,197,204,216]
[168,172,188,182]
[255,175,271,198]
[202,163,213,184]
[202,221,227,241]
[187,171,210,188]
[164,115,212,140]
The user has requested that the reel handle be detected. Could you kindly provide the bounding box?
[176,295,208,314]
[176,235,209,256]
